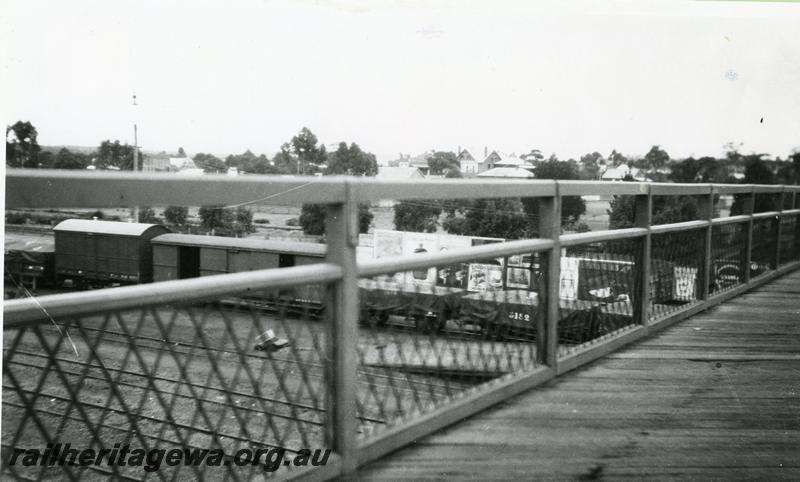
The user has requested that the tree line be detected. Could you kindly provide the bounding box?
[393,145,800,238]
[7,120,800,238]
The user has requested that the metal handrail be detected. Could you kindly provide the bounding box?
[4,169,800,481]
[6,168,800,209]
[3,262,343,327]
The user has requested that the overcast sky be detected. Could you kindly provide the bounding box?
[3,0,800,163]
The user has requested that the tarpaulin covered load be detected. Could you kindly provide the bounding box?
[458,290,539,337]
[4,232,55,281]
[358,281,464,327]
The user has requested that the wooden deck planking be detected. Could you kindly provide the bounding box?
[353,270,800,480]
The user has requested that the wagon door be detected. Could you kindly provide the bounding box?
[178,246,200,279]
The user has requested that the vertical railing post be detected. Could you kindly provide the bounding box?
[324,181,359,475]
[773,188,785,269]
[633,186,652,325]
[537,183,561,367]
[698,187,714,300]
[742,187,755,285]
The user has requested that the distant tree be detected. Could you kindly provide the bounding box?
[638,145,670,172]
[225,150,272,173]
[97,140,141,170]
[177,147,187,158]
[426,151,459,176]
[52,148,90,170]
[193,153,227,173]
[731,154,779,214]
[394,201,441,232]
[198,206,232,233]
[299,205,326,235]
[443,198,531,240]
[326,142,378,176]
[137,207,160,224]
[525,157,587,227]
[271,148,297,175]
[521,149,544,163]
[6,121,41,168]
[38,151,55,168]
[291,127,327,175]
[579,152,604,180]
[776,151,800,185]
[299,140,377,236]
[608,149,628,167]
[230,206,255,237]
[669,156,730,183]
[163,206,188,226]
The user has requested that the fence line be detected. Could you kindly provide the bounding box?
[3,170,800,481]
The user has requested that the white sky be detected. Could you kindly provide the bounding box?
[3,0,800,163]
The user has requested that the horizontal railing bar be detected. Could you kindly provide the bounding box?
[357,238,554,278]
[351,178,557,201]
[752,211,781,220]
[649,183,712,196]
[559,227,647,247]
[713,185,754,194]
[710,214,751,226]
[649,219,709,234]
[7,169,800,208]
[780,209,800,216]
[751,185,785,193]
[557,181,649,196]
[3,263,343,327]
[5,169,349,208]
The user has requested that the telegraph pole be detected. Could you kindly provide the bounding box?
[132,93,140,222]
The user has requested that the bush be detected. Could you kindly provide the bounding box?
[286,217,299,227]
[5,212,29,224]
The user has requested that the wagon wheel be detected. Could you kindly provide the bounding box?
[377,310,390,326]
[482,321,509,341]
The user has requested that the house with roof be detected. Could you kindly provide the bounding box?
[395,153,431,176]
[169,157,198,172]
[478,150,535,174]
[376,166,426,206]
[477,166,535,179]
[457,149,479,175]
[600,164,647,182]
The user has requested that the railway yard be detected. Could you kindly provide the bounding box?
[2,302,519,478]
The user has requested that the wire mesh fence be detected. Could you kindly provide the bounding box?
[710,221,748,295]
[2,284,331,481]
[557,237,640,357]
[355,249,545,439]
[779,213,800,266]
[649,228,705,321]
[751,217,778,278]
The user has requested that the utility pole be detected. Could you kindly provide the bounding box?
[132,93,140,222]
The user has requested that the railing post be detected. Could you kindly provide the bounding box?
[324,182,360,475]
[633,187,652,325]
[742,187,755,284]
[773,188,785,269]
[537,183,561,367]
[698,188,714,300]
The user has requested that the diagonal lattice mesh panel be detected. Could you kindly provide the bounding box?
[557,237,640,357]
[649,228,705,322]
[355,250,545,439]
[2,283,331,480]
[710,222,748,295]
[779,214,800,265]
[751,217,777,277]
